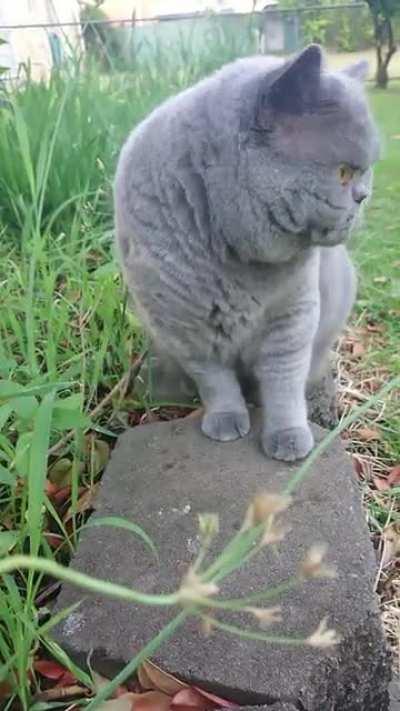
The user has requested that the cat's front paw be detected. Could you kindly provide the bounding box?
[202,410,250,442]
[261,426,314,462]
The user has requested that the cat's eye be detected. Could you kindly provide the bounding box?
[338,164,355,186]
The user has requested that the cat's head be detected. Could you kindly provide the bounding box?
[245,45,380,248]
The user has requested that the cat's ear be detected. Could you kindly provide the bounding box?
[257,44,323,124]
[341,60,369,82]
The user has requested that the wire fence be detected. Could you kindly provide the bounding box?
[0,4,397,84]
[0,3,371,29]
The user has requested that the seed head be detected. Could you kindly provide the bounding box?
[178,568,219,605]
[245,605,282,628]
[307,617,341,649]
[200,616,215,637]
[243,492,292,530]
[198,513,219,542]
[261,521,291,547]
[299,544,336,579]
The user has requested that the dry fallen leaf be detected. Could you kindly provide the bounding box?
[183,408,203,420]
[0,681,12,701]
[373,466,400,492]
[45,479,60,497]
[364,378,382,394]
[366,322,385,334]
[96,693,136,711]
[48,458,74,487]
[91,670,173,711]
[51,484,72,506]
[85,436,111,476]
[356,427,381,442]
[381,524,400,567]
[34,659,77,687]
[351,341,365,358]
[137,661,237,709]
[373,476,390,492]
[352,456,366,479]
[132,691,173,710]
[91,672,128,699]
[387,465,400,488]
[89,663,237,711]
[172,688,209,709]
[35,684,87,702]
[191,686,239,708]
[172,686,238,709]
[63,484,99,523]
[138,660,187,696]
[44,532,65,549]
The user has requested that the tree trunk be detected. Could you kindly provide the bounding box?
[373,15,397,89]
[376,57,389,88]
[375,17,397,89]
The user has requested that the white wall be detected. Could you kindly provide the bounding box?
[99,0,270,20]
[0,0,83,81]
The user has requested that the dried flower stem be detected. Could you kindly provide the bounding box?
[48,352,146,456]
[201,616,307,646]
[201,577,301,611]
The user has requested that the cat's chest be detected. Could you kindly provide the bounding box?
[208,255,318,343]
[209,262,300,336]
[225,260,303,312]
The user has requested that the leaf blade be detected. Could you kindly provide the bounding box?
[84,516,157,558]
[28,391,55,555]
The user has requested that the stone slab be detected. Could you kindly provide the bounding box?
[54,412,390,709]
[241,706,297,710]
[390,679,400,711]
[242,706,398,711]
[241,693,400,711]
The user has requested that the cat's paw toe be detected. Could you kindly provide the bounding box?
[262,426,314,461]
[202,410,250,442]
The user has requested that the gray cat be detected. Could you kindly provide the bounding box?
[114,44,380,461]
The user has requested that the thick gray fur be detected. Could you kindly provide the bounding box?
[114,45,380,461]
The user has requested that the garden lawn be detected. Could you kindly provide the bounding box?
[339,83,400,663]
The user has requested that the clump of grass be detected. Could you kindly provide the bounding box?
[0,14,260,235]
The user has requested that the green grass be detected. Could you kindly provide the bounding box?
[332,84,400,556]
[0,47,398,707]
[355,84,400,342]
[350,84,400,465]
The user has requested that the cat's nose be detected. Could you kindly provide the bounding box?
[352,186,368,204]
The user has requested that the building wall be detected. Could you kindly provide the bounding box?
[99,1,154,21]
[99,0,270,21]
[0,0,83,82]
